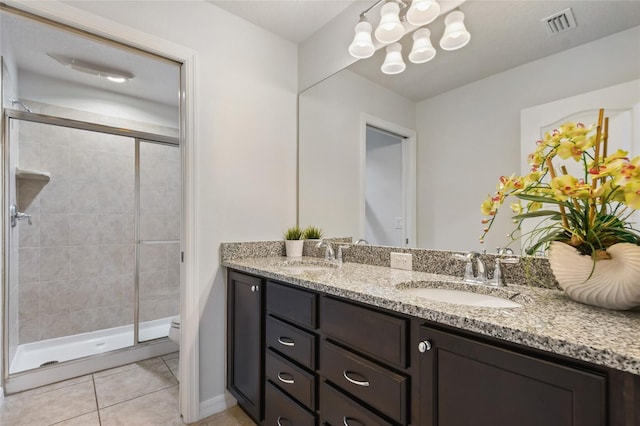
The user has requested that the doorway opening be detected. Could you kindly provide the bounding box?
[361,116,416,247]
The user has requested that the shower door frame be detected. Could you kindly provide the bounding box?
[0,1,199,420]
[2,109,179,387]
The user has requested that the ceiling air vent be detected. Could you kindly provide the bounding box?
[542,8,577,35]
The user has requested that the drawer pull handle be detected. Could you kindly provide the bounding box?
[343,417,363,426]
[343,370,370,387]
[277,337,295,347]
[277,372,295,384]
[277,416,287,426]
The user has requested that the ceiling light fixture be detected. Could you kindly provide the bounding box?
[348,0,471,75]
[47,54,134,83]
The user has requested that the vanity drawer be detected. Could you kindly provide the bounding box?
[265,381,315,426]
[266,315,316,370]
[321,297,407,368]
[266,350,316,410]
[267,281,317,329]
[320,341,407,424]
[320,381,392,426]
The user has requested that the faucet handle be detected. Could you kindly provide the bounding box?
[337,245,349,263]
[453,252,476,281]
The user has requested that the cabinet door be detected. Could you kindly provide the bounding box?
[418,326,606,426]
[227,270,264,422]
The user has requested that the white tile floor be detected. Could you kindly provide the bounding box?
[0,353,254,425]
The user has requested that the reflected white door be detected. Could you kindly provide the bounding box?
[520,79,640,253]
[365,126,405,246]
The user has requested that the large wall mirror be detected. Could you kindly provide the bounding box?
[299,0,640,253]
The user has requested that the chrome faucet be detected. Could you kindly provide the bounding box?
[453,251,487,284]
[316,240,335,261]
[354,239,369,245]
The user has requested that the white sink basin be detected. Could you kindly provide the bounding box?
[401,287,522,308]
[280,260,338,274]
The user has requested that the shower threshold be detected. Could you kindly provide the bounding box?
[10,317,173,374]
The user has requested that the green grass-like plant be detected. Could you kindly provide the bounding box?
[283,225,303,240]
[302,225,324,240]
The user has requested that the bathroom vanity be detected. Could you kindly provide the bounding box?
[223,249,640,426]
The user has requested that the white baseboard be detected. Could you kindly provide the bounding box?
[199,391,237,420]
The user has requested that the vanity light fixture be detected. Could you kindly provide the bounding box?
[47,54,134,83]
[347,0,471,75]
[439,10,471,50]
[381,43,406,74]
[375,1,405,44]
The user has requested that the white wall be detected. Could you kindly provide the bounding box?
[299,69,415,240]
[416,26,640,252]
[58,0,298,409]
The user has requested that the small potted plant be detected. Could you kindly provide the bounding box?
[302,225,323,241]
[284,225,304,258]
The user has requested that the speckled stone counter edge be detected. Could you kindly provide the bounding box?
[221,255,640,376]
[220,240,559,289]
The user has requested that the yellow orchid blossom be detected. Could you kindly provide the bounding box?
[624,181,640,210]
[479,110,640,255]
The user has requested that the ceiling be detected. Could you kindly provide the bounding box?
[209,0,359,43]
[1,10,180,107]
[2,1,638,107]
[348,0,640,101]
[211,0,640,101]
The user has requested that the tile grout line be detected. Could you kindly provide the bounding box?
[97,382,179,411]
[161,356,178,381]
[92,374,102,426]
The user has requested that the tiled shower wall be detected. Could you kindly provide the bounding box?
[14,107,179,345]
[139,142,180,323]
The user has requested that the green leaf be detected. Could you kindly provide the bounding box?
[512,210,562,220]
[515,193,570,207]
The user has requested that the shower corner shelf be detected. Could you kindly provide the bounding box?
[16,167,51,182]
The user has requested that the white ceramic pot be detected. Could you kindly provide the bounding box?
[548,241,640,310]
[285,240,304,258]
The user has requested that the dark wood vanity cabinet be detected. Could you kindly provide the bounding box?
[417,326,607,426]
[226,268,639,425]
[264,281,318,424]
[227,270,265,423]
[320,297,410,425]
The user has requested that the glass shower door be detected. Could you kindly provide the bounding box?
[9,118,137,373]
[137,140,180,342]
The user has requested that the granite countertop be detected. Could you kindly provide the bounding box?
[223,256,640,376]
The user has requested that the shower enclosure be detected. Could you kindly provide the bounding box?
[1,4,183,394]
[3,108,180,391]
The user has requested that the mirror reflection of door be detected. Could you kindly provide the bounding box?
[365,125,406,246]
[520,80,640,254]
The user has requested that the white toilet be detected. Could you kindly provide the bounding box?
[169,315,180,345]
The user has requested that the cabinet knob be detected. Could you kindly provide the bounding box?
[250,285,259,292]
[418,340,432,353]
[277,416,287,426]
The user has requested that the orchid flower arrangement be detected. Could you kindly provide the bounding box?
[480,109,640,258]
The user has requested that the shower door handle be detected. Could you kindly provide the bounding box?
[10,204,32,227]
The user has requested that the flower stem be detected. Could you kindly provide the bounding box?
[590,109,605,225]
[546,157,570,229]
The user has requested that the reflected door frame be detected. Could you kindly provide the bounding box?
[520,79,640,254]
[359,114,417,247]
[5,1,199,422]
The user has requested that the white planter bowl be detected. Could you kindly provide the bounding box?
[548,241,640,310]
[285,240,304,258]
